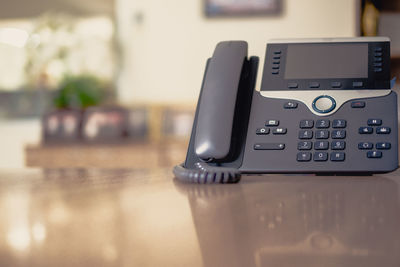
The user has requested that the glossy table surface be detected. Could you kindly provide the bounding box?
[1,168,400,267]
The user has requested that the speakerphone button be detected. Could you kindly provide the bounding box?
[376,142,391,149]
[312,95,336,113]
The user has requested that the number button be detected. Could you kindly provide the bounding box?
[316,120,330,128]
[314,152,328,161]
[297,152,311,162]
[331,152,345,161]
[298,141,312,150]
[299,130,313,139]
[299,120,314,128]
[314,141,329,150]
[315,130,329,139]
[332,130,346,139]
[332,119,346,128]
[332,141,345,150]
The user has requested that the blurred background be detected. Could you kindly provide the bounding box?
[0,0,399,169]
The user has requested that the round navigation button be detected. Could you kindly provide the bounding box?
[312,95,336,113]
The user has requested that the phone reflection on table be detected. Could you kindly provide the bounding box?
[174,176,400,267]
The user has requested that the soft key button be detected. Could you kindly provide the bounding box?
[312,95,336,114]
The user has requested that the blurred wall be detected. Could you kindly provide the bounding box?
[116,0,359,105]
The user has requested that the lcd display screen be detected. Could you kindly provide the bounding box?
[284,44,368,79]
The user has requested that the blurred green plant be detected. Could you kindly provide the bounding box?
[53,75,108,109]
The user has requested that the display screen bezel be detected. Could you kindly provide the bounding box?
[260,41,390,91]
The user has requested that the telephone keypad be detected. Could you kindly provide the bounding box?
[376,142,391,149]
[297,119,347,162]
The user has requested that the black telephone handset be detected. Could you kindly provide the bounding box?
[173,41,259,183]
[174,37,398,183]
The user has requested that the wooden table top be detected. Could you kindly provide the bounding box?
[0,168,399,267]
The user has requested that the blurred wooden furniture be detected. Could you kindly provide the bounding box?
[25,140,188,168]
[0,168,399,267]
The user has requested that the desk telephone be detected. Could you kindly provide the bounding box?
[174,37,398,183]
